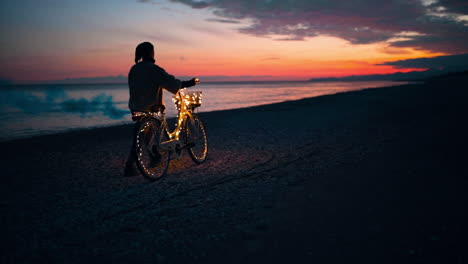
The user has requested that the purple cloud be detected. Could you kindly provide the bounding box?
[166,0,468,53]
[205,18,241,23]
[433,0,468,13]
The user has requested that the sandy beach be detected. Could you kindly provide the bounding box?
[1,76,467,263]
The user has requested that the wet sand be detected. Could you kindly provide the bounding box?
[1,76,467,263]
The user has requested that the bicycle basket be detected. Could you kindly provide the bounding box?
[173,90,202,109]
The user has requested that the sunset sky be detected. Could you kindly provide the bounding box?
[1,0,467,83]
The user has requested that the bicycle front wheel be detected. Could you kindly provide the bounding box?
[135,118,170,181]
[184,114,208,163]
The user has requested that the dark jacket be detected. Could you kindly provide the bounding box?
[128,61,181,112]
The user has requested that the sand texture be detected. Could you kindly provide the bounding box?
[1,76,467,263]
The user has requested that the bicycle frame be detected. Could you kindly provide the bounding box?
[132,83,206,180]
[158,89,199,158]
[166,92,194,141]
[132,88,201,159]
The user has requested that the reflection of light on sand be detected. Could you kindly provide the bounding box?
[166,147,275,181]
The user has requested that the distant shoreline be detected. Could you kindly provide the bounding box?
[2,69,466,87]
[0,79,408,88]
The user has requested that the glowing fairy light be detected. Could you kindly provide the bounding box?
[173,89,202,111]
[132,86,205,178]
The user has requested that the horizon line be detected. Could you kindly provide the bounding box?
[3,68,464,86]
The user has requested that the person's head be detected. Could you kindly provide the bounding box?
[134,42,155,64]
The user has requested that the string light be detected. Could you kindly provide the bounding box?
[172,89,202,111]
[133,88,203,164]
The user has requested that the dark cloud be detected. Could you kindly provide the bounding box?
[379,53,468,71]
[170,0,210,8]
[205,18,241,23]
[436,0,468,13]
[167,0,468,53]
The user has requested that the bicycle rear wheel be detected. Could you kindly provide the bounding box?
[135,118,170,181]
[184,114,208,163]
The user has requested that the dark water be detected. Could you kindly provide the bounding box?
[0,81,406,141]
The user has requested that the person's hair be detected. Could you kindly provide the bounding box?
[134,42,155,64]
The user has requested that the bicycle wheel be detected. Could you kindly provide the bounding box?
[135,118,170,181]
[184,114,208,163]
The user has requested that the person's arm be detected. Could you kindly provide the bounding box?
[181,78,198,88]
[153,65,198,94]
[154,65,181,94]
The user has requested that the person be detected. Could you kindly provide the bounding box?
[124,42,198,176]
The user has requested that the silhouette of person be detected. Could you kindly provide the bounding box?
[124,42,198,176]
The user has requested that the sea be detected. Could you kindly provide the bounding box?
[0,81,407,141]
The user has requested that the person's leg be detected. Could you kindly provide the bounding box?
[124,122,140,176]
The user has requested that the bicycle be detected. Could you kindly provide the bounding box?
[131,84,208,181]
